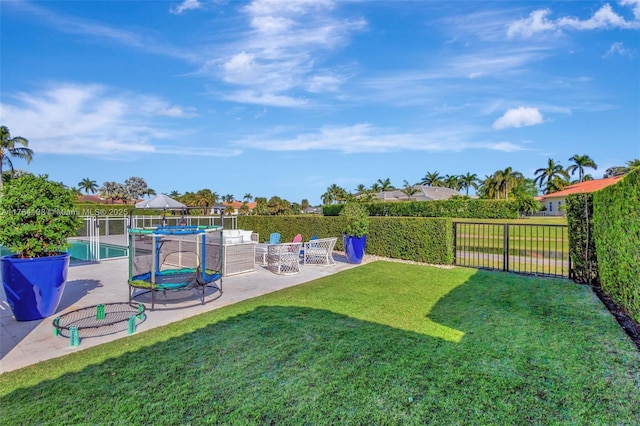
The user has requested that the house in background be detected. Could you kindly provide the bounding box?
[535,176,623,216]
[371,185,466,202]
[222,201,257,215]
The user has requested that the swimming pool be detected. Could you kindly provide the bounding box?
[0,240,128,262]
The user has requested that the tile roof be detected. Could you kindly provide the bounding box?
[536,176,623,200]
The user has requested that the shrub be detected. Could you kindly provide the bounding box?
[566,193,598,284]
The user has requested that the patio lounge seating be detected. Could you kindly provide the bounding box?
[303,237,337,266]
[267,242,302,275]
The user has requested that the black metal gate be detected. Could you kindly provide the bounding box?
[453,222,570,278]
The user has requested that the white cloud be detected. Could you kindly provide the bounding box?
[0,83,236,157]
[207,0,365,106]
[507,3,640,38]
[493,107,543,129]
[170,0,203,15]
[236,124,528,154]
[604,41,635,57]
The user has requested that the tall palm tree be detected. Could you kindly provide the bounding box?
[534,158,570,194]
[420,171,443,187]
[146,188,156,198]
[78,178,98,194]
[443,174,462,191]
[479,174,499,199]
[567,154,597,183]
[354,184,368,195]
[376,178,394,192]
[243,193,253,202]
[169,190,181,199]
[493,167,523,200]
[625,158,640,173]
[459,172,479,196]
[0,126,34,192]
[400,180,419,200]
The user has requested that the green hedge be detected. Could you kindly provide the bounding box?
[238,216,453,265]
[323,199,519,219]
[593,170,640,322]
[566,193,598,284]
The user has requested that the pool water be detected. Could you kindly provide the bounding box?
[0,240,128,262]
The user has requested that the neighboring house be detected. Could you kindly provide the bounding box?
[222,201,257,215]
[534,176,623,216]
[368,185,465,202]
[302,206,323,214]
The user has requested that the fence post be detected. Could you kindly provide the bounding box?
[453,222,457,265]
[503,224,509,272]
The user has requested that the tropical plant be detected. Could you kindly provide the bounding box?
[78,178,98,194]
[459,172,479,196]
[534,158,570,194]
[0,126,34,192]
[339,202,369,238]
[443,174,462,191]
[376,178,394,192]
[169,190,181,199]
[420,171,443,187]
[625,158,640,173]
[253,197,269,215]
[400,180,419,200]
[267,196,291,215]
[145,188,156,198]
[243,193,253,202]
[124,177,149,203]
[301,199,310,210]
[0,174,82,258]
[322,184,349,205]
[567,154,597,183]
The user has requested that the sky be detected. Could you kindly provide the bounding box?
[1,0,639,204]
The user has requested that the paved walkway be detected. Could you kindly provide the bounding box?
[1,255,359,373]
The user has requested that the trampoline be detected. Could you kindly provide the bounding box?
[128,225,223,309]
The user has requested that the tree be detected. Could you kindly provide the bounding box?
[0,126,34,192]
[243,193,253,202]
[222,194,234,203]
[625,158,640,173]
[146,188,157,198]
[494,167,523,200]
[400,180,419,200]
[78,178,98,194]
[567,154,597,183]
[534,158,570,194]
[420,171,443,187]
[124,176,149,204]
[354,184,368,195]
[376,178,394,192]
[322,183,349,205]
[253,197,269,215]
[267,196,291,215]
[459,172,479,196]
[99,181,119,204]
[443,174,462,191]
[239,202,250,215]
[301,199,310,210]
[478,174,499,199]
[169,190,181,199]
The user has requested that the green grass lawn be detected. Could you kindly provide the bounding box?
[1,262,638,424]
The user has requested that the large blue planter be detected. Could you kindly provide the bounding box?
[1,253,70,321]
[343,235,367,264]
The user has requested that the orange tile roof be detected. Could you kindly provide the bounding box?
[224,201,257,209]
[536,176,623,200]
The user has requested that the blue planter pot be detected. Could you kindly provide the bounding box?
[1,253,70,321]
[343,235,367,264]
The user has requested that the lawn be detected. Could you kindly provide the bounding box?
[1,262,639,424]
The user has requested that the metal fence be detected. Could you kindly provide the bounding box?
[72,215,237,263]
[453,222,570,278]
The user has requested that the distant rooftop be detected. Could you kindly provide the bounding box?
[535,176,624,200]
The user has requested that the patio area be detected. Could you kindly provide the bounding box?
[1,252,358,373]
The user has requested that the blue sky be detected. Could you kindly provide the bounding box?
[1,0,639,204]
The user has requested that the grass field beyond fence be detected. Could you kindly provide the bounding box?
[1,262,638,424]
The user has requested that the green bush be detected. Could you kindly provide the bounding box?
[593,170,640,322]
[339,202,369,237]
[238,216,453,265]
[0,174,83,258]
[566,193,598,284]
[323,199,519,219]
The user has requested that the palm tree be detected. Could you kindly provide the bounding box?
[534,158,570,194]
[222,194,234,203]
[625,158,640,173]
[354,184,368,195]
[146,188,156,198]
[78,178,98,194]
[567,154,597,183]
[493,167,523,200]
[443,174,462,191]
[400,180,419,200]
[376,178,394,192]
[169,190,181,199]
[243,193,253,202]
[459,172,479,196]
[420,171,443,187]
[478,174,500,199]
[0,126,34,192]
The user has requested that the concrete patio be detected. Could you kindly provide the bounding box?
[1,253,360,374]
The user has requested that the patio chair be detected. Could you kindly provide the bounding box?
[267,242,302,275]
[268,233,280,244]
[292,233,302,243]
[303,237,337,266]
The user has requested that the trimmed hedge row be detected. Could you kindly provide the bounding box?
[323,199,519,219]
[566,193,598,284]
[593,170,640,322]
[238,215,453,265]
